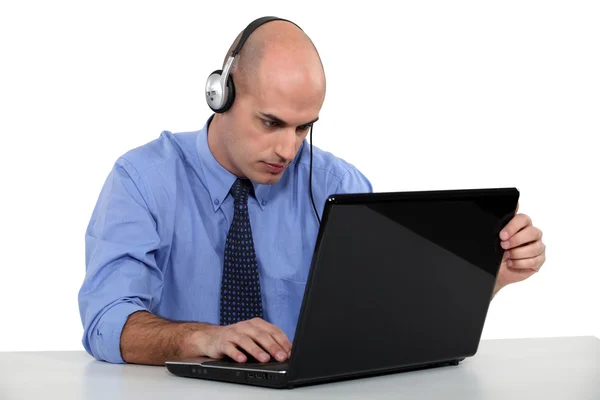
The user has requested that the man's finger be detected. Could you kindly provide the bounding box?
[507,254,545,271]
[249,318,293,354]
[269,329,293,355]
[507,241,545,260]
[221,341,247,363]
[231,333,271,363]
[501,225,542,250]
[500,213,532,241]
[250,330,288,361]
[241,319,287,361]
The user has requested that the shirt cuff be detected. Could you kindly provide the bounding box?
[92,301,148,364]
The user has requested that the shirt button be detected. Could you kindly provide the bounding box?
[261,200,267,206]
[214,199,220,205]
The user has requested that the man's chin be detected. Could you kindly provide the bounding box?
[252,173,284,185]
[246,163,287,185]
[244,170,284,185]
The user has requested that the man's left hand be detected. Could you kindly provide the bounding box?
[494,206,546,295]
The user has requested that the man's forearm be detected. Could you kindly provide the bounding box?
[120,311,216,365]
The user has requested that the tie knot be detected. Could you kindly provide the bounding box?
[230,179,252,203]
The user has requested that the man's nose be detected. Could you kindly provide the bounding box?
[274,128,297,162]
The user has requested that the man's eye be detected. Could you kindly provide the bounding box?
[299,125,312,131]
[263,120,278,128]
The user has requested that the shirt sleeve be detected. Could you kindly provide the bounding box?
[331,164,373,195]
[78,158,163,363]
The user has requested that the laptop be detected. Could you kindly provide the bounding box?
[166,187,519,388]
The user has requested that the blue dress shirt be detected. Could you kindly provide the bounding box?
[78,116,372,363]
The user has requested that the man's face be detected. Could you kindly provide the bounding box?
[218,63,326,185]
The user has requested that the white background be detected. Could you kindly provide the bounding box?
[0,0,598,352]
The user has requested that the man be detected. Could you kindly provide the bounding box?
[78,18,546,366]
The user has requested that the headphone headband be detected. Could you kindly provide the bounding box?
[230,16,301,57]
[206,16,302,113]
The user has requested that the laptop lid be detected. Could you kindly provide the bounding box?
[286,187,519,386]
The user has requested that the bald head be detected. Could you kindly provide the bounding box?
[223,20,325,98]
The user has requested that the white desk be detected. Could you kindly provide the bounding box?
[1,336,598,399]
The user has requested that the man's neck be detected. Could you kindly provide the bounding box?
[206,114,238,176]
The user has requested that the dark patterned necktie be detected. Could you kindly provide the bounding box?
[219,178,264,325]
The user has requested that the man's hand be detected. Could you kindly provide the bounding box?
[120,312,291,365]
[494,205,546,294]
[200,318,292,363]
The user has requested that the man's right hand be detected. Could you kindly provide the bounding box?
[199,317,292,363]
[120,312,291,366]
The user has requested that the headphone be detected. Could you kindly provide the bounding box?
[205,16,301,113]
[205,16,321,225]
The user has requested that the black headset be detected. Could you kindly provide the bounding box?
[205,16,321,225]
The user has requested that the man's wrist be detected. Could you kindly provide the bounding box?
[179,323,218,359]
[493,282,504,298]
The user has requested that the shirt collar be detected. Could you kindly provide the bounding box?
[196,115,272,212]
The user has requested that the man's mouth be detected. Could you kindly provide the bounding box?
[262,162,286,173]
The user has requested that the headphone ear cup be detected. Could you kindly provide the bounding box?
[219,74,236,113]
[206,69,225,112]
[205,70,236,113]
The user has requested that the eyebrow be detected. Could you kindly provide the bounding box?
[258,112,319,127]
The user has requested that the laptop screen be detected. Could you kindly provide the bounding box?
[289,188,518,383]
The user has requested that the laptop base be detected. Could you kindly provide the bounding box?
[166,361,288,388]
[166,358,465,389]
